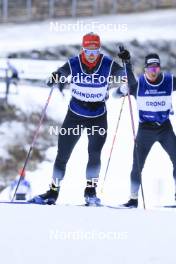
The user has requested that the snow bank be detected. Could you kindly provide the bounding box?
[0,9,176,55]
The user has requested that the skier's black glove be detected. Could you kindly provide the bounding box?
[47,71,65,93]
[47,71,60,87]
[118,49,130,62]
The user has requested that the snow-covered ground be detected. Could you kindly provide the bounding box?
[0,9,176,264]
[0,9,176,56]
[0,204,176,264]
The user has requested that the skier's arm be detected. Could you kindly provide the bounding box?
[112,46,136,92]
[114,81,138,98]
[111,60,136,85]
[47,62,71,91]
[172,76,176,91]
[111,61,137,97]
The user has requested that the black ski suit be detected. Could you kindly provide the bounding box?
[51,54,136,183]
[118,73,176,196]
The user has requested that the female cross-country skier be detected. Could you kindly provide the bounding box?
[29,32,135,205]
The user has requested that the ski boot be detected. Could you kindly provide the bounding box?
[122,198,138,208]
[84,180,101,206]
[28,184,60,205]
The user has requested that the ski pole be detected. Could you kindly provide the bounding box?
[11,85,55,201]
[119,45,146,209]
[101,96,126,194]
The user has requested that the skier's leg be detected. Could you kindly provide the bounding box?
[123,127,156,208]
[159,124,176,197]
[29,110,83,204]
[130,126,155,198]
[52,110,83,186]
[84,114,107,205]
[86,113,107,181]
